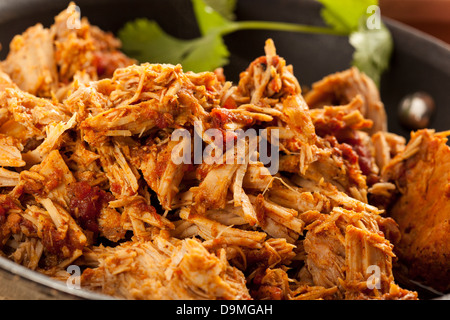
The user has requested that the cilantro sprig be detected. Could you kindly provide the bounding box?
[118,0,392,86]
[318,0,393,85]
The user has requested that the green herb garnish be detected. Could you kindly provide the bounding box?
[118,0,392,85]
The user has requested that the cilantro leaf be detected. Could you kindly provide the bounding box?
[119,0,233,72]
[182,34,230,72]
[317,0,377,33]
[203,0,237,21]
[192,0,231,35]
[118,18,229,73]
[118,19,193,65]
[350,18,393,86]
[317,0,391,85]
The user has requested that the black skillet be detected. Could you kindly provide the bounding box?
[0,0,448,300]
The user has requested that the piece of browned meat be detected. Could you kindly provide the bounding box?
[0,2,135,100]
[80,236,252,300]
[382,129,450,293]
[304,67,387,134]
[301,207,417,300]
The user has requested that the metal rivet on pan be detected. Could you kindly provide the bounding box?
[398,92,435,130]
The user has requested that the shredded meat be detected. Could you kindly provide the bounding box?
[304,67,387,134]
[0,2,440,300]
[0,2,135,101]
[382,130,450,293]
